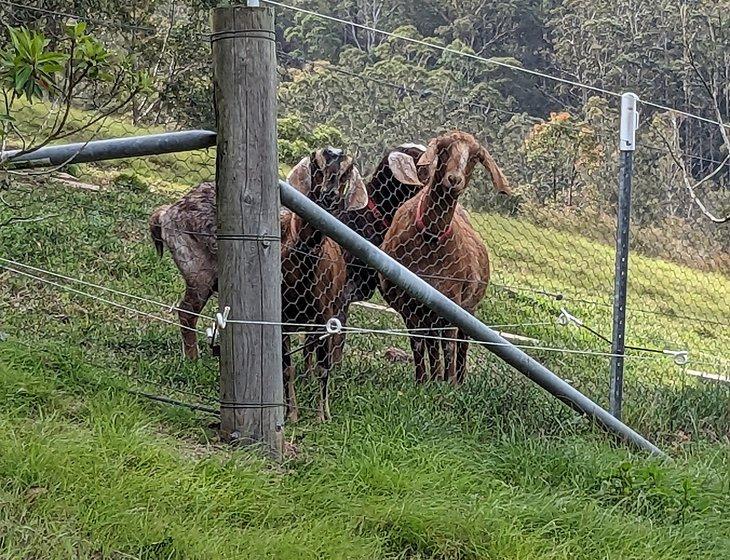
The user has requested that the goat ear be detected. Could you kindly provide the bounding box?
[345,166,368,211]
[287,156,311,195]
[388,151,422,186]
[280,207,296,241]
[477,146,510,194]
[416,138,439,168]
[313,149,327,169]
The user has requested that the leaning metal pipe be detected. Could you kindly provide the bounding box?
[279,179,665,457]
[2,130,217,168]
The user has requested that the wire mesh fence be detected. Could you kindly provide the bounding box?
[1,1,728,444]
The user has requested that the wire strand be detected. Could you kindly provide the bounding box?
[264,0,730,130]
[0,256,215,322]
[340,325,665,361]
[0,0,158,33]
[264,1,621,99]
[277,49,541,124]
[0,263,206,334]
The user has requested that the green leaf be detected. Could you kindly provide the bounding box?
[7,27,23,55]
[14,65,32,93]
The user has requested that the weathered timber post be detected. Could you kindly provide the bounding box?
[610,92,639,420]
[212,3,283,458]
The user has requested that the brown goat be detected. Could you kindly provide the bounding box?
[149,182,218,360]
[281,148,367,421]
[302,143,427,374]
[150,149,364,421]
[379,131,510,384]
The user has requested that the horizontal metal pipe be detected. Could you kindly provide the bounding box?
[279,179,665,457]
[2,130,217,168]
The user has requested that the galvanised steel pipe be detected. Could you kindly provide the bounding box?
[2,130,217,168]
[279,179,665,457]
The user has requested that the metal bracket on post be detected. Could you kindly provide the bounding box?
[619,92,640,151]
[610,92,639,420]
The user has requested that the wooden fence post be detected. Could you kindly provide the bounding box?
[212,4,283,458]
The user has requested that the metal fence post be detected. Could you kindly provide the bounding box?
[212,3,283,458]
[610,92,639,420]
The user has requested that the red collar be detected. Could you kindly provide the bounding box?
[367,198,391,228]
[415,191,453,243]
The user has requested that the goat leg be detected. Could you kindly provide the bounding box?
[442,327,458,384]
[410,336,427,383]
[455,329,469,384]
[316,336,332,422]
[178,284,212,360]
[304,334,317,380]
[425,335,442,381]
[282,334,299,423]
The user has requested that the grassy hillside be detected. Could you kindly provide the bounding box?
[1,340,729,559]
[1,113,729,557]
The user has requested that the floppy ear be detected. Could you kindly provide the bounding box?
[279,207,296,241]
[416,138,439,168]
[477,146,510,194]
[344,166,368,211]
[286,156,311,195]
[398,142,428,152]
[313,149,327,169]
[388,151,422,186]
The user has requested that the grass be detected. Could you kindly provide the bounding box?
[0,341,728,559]
[1,111,729,557]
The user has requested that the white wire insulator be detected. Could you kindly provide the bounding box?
[326,317,343,334]
[216,306,231,329]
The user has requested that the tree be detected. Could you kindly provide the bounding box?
[523,110,602,206]
[0,23,148,226]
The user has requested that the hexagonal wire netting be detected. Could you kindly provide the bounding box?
[1,1,728,440]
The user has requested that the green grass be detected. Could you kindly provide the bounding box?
[1,138,729,557]
[0,341,728,559]
[474,212,730,361]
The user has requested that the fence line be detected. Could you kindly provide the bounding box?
[0,263,206,333]
[1,250,687,365]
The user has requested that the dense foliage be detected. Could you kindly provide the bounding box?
[2,0,728,259]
